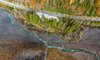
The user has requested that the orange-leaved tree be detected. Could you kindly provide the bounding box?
[31,0,38,6]
[96,7,100,15]
[81,6,86,13]
[77,6,81,12]
[95,0,100,7]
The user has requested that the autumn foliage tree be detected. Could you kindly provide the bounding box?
[81,6,86,13]
[77,6,81,12]
[31,0,38,6]
[95,0,100,7]
[96,7,100,15]
[41,0,45,5]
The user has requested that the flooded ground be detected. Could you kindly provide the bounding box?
[0,10,100,60]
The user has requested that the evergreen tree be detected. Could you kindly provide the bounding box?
[97,22,100,27]
[23,2,26,6]
[29,14,33,23]
[27,2,30,7]
[41,14,45,27]
[53,0,56,5]
[51,19,55,29]
[37,0,41,3]
[61,23,66,30]
[89,6,97,16]
[25,11,30,22]
[44,18,48,28]
[64,26,70,34]
[19,2,20,4]
[74,23,81,33]
[54,19,57,27]
[46,0,49,6]
[69,8,72,15]
[57,19,63,29]
[37,19,41,26]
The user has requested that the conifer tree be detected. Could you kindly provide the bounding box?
[89,6,97,16]
[41,14,45,27]
[37,0,41,3]
[74,23,81,33]
[23,2,26,6]
[25,11,30,22]
[57,18,63,29]
[54,19,57,27]
[44,18,48,28]
[61,23,66,30]
[51,19,55,29]
[29,14,33,23]
[64,26,70,34]
[27,2,30,7]
[46,0,49,6]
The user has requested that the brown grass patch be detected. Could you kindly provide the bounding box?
[0,40,75,60]
[47,48,75,60]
